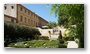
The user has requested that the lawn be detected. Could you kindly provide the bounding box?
[8,40,59,48]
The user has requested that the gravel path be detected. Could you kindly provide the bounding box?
[67,41,78,48]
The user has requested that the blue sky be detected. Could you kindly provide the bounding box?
[22,4,58,23]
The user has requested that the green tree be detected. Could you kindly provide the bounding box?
[50,4,84,48]
[46,21,57,29]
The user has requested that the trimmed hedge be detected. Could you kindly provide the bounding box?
[58,44,67,48]
[4,22,41,46]
[58,31,67,48]
[59,39,64,44]
[39,36,49,40]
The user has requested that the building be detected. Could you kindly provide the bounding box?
[38,17,49,27]
[4,4,48,27]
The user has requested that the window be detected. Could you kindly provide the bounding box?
[25,10,26,13]
[36,22,37,26]
[20,7,22,11]
[20,16,23,22]
[34,15,35,18]
[24,17,26,23]
[32,20,33,25]
[35,15,36,18]
[30,13,32,17]
[11,19,14,23]
[29,12,31,16]
[4,6,6,10]
[37,23,38,26]
[28,19,30,24]
[11,6,14,9]
[36,16,37,19]
[32,14,34,17]
[31,20,32,24]
[33,14,34,17]
[28,12,30,15]
[34,21,35,25]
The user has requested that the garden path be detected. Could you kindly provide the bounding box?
[67,41,78,48]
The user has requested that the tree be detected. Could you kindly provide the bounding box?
[50,4,84,48]
[46,21,57,29]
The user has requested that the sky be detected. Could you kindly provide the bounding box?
[22,4,58,23]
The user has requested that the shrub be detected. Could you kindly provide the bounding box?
[63,37,69,41]
[4,21,41,46]
[58,44,67,48]
[58,31,62,43]
[58,31,68,48]
[59,39,64,44]
[63,36,74,41]
[68,37,74,41]
[39,36,49,40]
[58,31,63,41]
[8,43,15,47]
[58,30,64,43]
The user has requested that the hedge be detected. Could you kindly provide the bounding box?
[39,36,49,40]
[58,31,67,48]
[4,22,41,46]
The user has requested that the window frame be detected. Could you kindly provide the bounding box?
[28,19,30,24]
[25,10,26,13]
[20,16,23,22]
[20,7,22,11]
[24,17,26,23]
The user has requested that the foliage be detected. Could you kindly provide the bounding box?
[64,36,74,41]
[46,21,57,29]
[50,4,84,48]
[57,31,67,48]
[4,21,41,47]
[63,36,69,41]
[58,44,67,48]
[65,26,77,37]
[59,39,64,44]
[8,40,58,48]
[39,36,49,40]
[58,31,62,42]
[64,26,76,41]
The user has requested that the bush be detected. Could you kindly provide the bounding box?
[4,21,41,46]
[58,31,63,41]
[58,44,67,48]
[63,37,69,41]
[63,36,74,41]
[39,36,49,40]
[58,31,68,48]
[59,39,64,44]
[68,37,74,41]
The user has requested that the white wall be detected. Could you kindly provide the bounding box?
[37,28,53,36]
[4,16,16,23]
[4,4,17,18]
[4,16,11,22]
[37,27,66,37]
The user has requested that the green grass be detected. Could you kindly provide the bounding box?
[8,40,59,48]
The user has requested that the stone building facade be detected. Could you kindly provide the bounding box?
[4,4,48,27]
